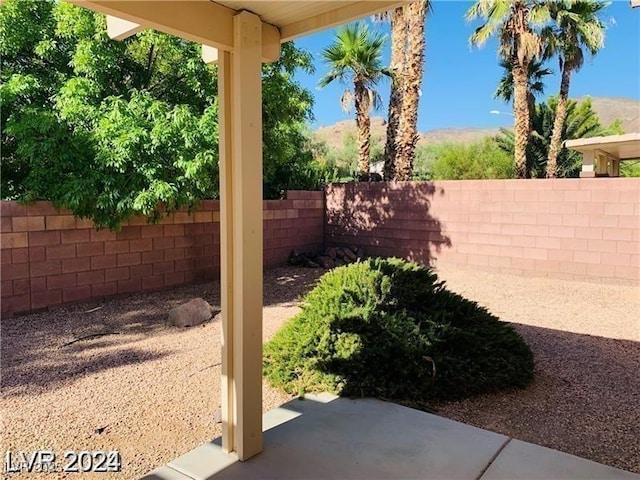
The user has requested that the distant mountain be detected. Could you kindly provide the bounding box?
[314,96,640,148]
[420,127,502,145]
[315,117,388,150]
[579,96,640,133]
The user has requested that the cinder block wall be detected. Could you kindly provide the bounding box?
[325,178,639,284]
[0,191,324,315]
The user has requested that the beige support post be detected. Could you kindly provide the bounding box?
[218,49,235,455]
[218,10,264,462]
[610,157,620,177]
[580,151,596,178]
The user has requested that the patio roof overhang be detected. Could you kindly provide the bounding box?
[68,1,407,61]
[565,132,640,177]
[68,0,409,463]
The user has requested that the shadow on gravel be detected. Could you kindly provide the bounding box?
[433,323,640,474]
[264,267,324,306]
[0,266,323,394]
[1,347,170,397]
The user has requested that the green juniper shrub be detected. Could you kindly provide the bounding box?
[264,258,534,401]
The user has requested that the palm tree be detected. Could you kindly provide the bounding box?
[395,1,432,181]
[467,0,550,178]
[495,96,622,177]
[379,7,406,180]
[495,58,552,132]
[319,23,390,179]
[545,0,608,178]
[495,58,552,108]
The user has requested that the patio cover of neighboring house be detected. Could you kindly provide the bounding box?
[68,0,408,463]
[566,132,640,177]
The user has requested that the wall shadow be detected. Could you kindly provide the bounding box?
[0,266,323,394]
[325,181,452,268]
[431,322,640,474]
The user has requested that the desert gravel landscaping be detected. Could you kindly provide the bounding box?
[1,265,639,478]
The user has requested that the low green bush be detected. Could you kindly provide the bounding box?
[264,258,534,401]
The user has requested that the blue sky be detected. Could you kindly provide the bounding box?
[292,1,640,132]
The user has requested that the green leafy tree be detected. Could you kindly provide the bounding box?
[496,97,623,178]
[413,138,515,180]
[544,0,608,178]
[1,0,318,229]
[318,23,390,179]
[315,131,385,181]
[620,161,640,178]
[412,144,439,180]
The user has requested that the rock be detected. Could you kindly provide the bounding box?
[289,250,303,265]
[343,248,357,262]
[303,258,320,268]
[334,259,346,267]
[325,247,337,259]
[168,298,216,327]
[335,248,345,259]
[317,256,335,269]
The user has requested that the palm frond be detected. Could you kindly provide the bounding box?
[549,0,609,75]
[340,89,354,113]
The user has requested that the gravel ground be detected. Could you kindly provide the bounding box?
[1,267,324,479]
[1,265,639,477]
[433,266,640,475]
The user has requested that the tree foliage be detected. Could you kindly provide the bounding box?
[313,131,385,181]
[414,138,515,180]
[1,0,320,229]
[495,58,552,106]
[495,97,623,178]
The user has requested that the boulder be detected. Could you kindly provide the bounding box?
[317,256,335,269]
[343,248,357,262]
[289,250,303,265]
[325,247,337,259]
[169,298,216,327]
[303,258,320,268]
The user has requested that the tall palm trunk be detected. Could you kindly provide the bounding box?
[396,0,426,181]
[383,7,406,181]
[512,61,530,179]
[547,64,571,178]
[354,80,371,178]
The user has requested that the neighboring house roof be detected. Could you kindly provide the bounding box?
[565,132,640,160]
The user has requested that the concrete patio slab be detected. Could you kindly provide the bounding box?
[144,465,193,480]
[142,394,640,480]
[482,439,640,480]
[144,393,508,479]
